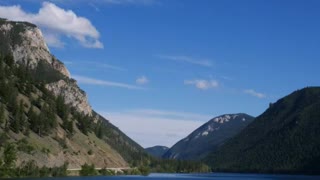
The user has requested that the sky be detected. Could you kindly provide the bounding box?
[0,0,319,148]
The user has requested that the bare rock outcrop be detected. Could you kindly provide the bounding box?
[0,19,70,77]
[46,80,92,116]
[0,19,93,115]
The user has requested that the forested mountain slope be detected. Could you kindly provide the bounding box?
[0,18,147,171]
[163,114,254,160]
[206,87,320,174]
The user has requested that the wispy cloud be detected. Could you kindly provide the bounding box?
[184,79,219,90]
[66,61,127,71]
[72,75,145,90]
[0,2,103,48]
[96,63,127,71]
[157,55,213,67]
[128,109,212,120]
[100,109,211,147]
[136,76,149,85]
[88,2,100,12]
[244,89,266,98]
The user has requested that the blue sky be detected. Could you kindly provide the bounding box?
[0,0,319,147]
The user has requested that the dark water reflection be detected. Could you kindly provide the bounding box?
[9,173,320,180]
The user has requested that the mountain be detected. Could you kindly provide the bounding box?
[145,146,169,158]
[0,18,147,170]
[206,87,320,174]
[163,113,254,160]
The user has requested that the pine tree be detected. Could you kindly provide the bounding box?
[0,104,5,125]
[3,143,17,168]
[27,107,39,134]
[4,54,14,68]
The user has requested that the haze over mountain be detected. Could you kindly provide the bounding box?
[145,146,169,158]
[206,87,320,174]
[163,113,254,160]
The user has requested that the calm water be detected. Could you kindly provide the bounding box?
[10,173,320,180]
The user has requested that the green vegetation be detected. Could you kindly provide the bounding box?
[0,142,67,177]
[79,163,97,176]
[206,87,320,174]
[17,138,35,154]
[163,114,254,160]
[0,51,212,177]
[149,158,210,173]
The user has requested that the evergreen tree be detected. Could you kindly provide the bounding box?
[11,110,21,133]
[4,54,14,68]
[3,143,17,168]
[0,103,5,125]
[27,106,39,135]
[79,163,97,176]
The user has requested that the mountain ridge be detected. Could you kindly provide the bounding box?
[163,113,254,160]
[206,87,320,174]
[145,146,169,158]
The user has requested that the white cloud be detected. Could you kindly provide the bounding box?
[100,109,211,147]
[184,79,219,90]
[72,75,145,90]
[244,89,266,98]
[43,32,64,48]
[0,2,103,48]
[157,55,213,67]
[136,76,149,85]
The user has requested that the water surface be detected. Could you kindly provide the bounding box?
[11,173,320,180]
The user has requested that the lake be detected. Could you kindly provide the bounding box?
[9,173,320,180]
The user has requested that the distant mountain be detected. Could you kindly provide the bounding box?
[145,146,169,158]
[206,87,320,174]
[163,113,254,160]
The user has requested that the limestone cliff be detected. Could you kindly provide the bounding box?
[0,18,92,115]
[0,19,70,77]
[46,80,92,116]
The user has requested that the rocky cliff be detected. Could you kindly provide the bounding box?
[0,18,148,170]
[46,80,92,116]
[0,19,70,77]
[0,18,91,115]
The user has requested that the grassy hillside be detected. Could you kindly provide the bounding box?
[0,53,131,169]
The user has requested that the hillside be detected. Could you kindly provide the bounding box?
[163,114,254,160]
[206,87,320,174]
[145,146,169,158]
[0,18,147,171]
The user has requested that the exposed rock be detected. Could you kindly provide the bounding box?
[46,80,92,116]
[163,113,254,160]
[0,19,92,115]
[0,19,70,77]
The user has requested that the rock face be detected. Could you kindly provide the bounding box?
[0,19,70,77]
[163,113,254,160]
[46,80,92,116]
[0,18,92,115]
